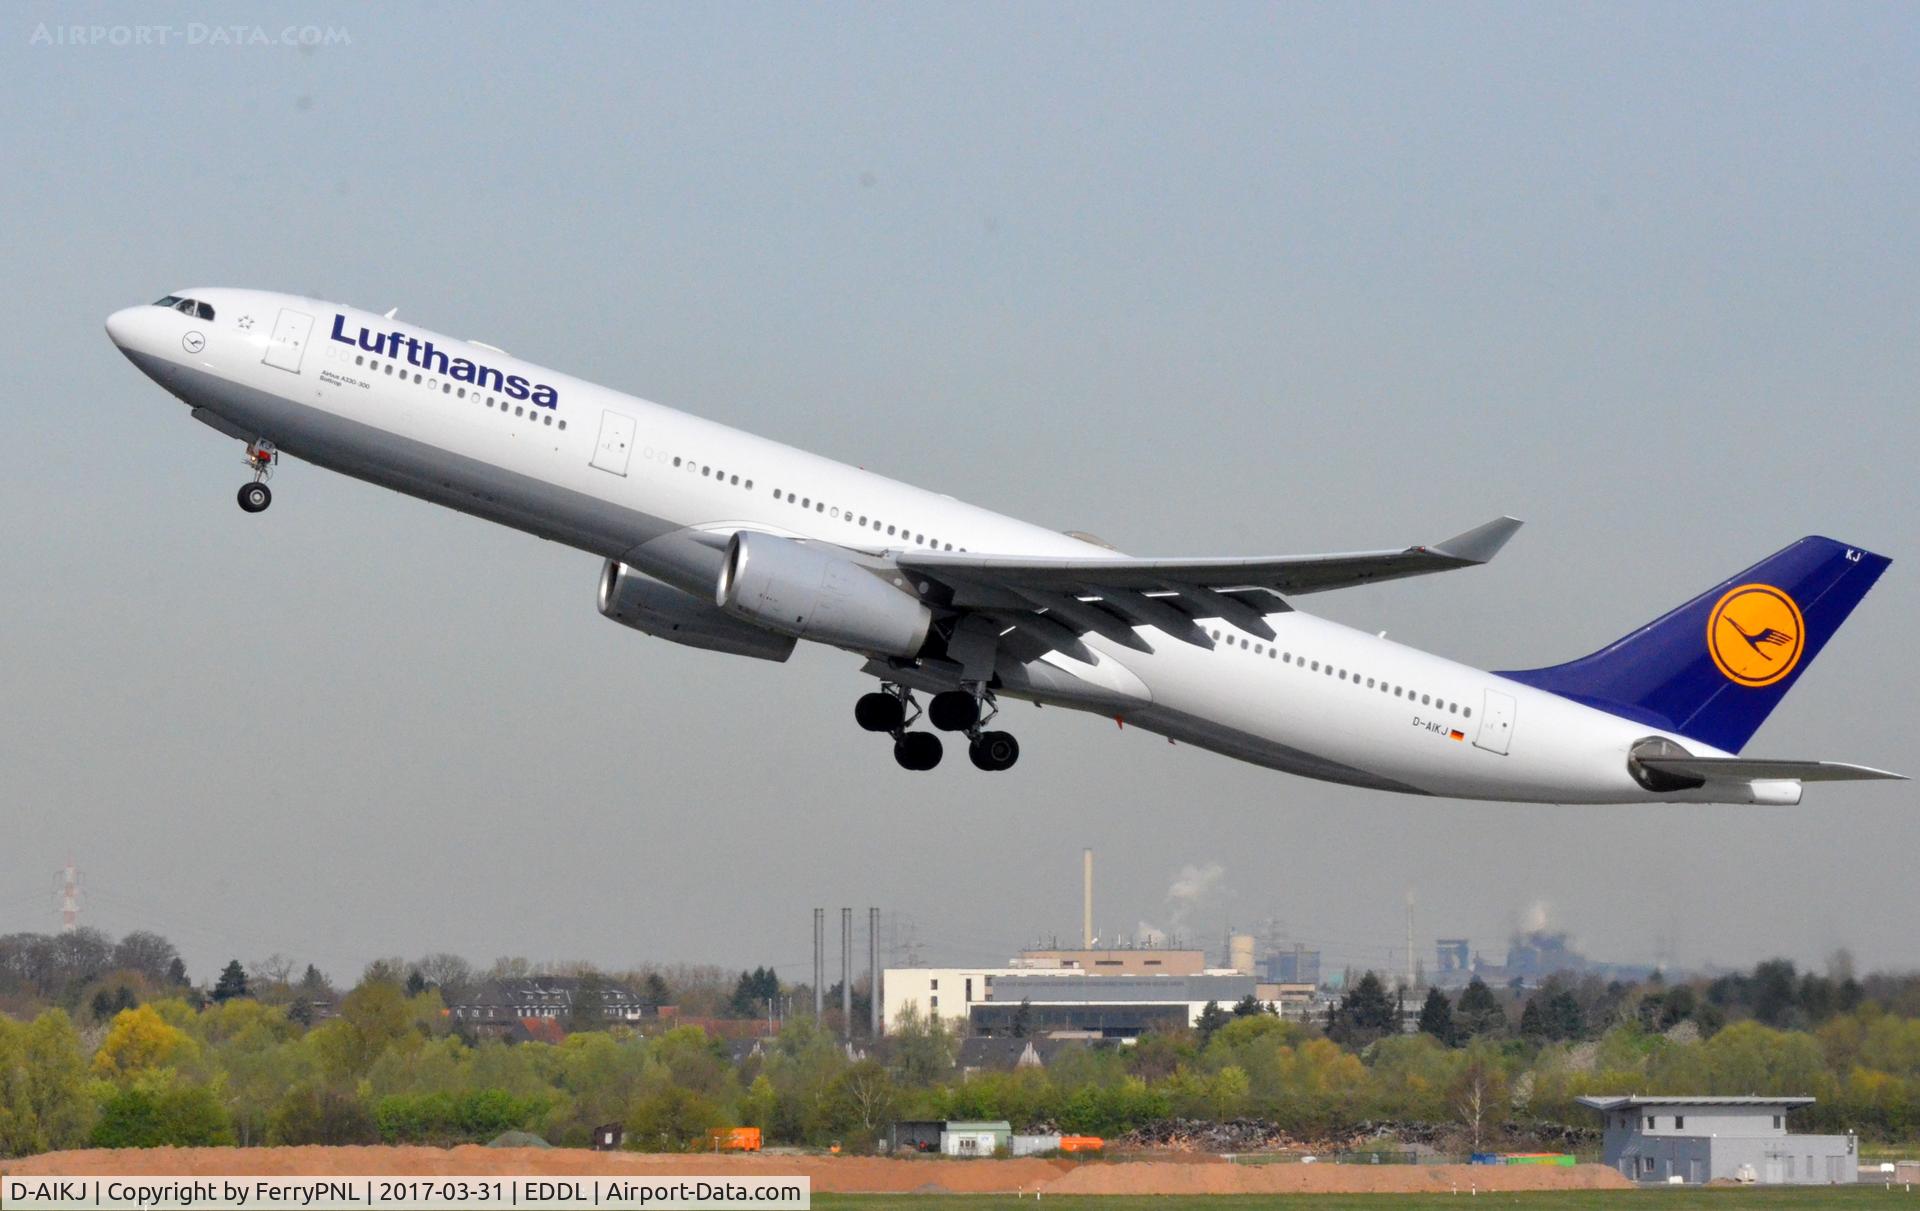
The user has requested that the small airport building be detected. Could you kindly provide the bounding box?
[1577,1095,1857,1185]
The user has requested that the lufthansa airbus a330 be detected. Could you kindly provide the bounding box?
[107,290,1900,802]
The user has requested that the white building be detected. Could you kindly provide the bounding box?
[884,967,1081,1031]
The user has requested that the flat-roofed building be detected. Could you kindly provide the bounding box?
[1577,1096,1856,1185]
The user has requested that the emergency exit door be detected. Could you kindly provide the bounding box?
[590,409,636,476]
[262,308,314,373]
[1475,689,1516,755]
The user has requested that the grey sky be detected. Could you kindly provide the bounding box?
[2,3,1914,987]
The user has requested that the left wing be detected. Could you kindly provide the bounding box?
[899,516,1521,655]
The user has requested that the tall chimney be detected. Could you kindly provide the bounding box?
[813,908,824,1017]
[868,907,880,1036]
[1082,848,1094,948]
[841,907,853,1041]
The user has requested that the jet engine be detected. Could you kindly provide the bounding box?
[716,531,932,657]
[598,560,797,662]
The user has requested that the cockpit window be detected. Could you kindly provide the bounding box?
[155,296,214,320]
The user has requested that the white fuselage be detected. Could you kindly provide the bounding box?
[107,288,1765,804]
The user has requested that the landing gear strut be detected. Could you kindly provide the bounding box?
[859,685,943,770]
[861,681,1018,772]
[929,685,1020,771]
[237,440,277,513]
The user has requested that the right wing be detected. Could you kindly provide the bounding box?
[898,516,1522,657]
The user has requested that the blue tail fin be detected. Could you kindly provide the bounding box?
[1499,537,1891,753]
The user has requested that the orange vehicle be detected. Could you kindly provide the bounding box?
[709,1126,762,1152]
[1059,1136,1104,1153]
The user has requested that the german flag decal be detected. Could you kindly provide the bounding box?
[1449,729,1466,741]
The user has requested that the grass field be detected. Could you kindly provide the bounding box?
[816,1188,1920,1211]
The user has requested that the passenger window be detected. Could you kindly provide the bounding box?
[858,516,868,526]
[887,525,896,535]
[802,498,810,508]
[1310,661,1318,671]
[355,355,364,365]
[559,420,567,430]
[544,415,552,425]
[702,467,710,476]
[384,364,393,375]
[1421,694,1431,705]
[817,502,825,513]
[457,387,465,398]
[515,406,524,416]
[831,507,840,518]
[442,383,451,394]
[731,475,740,485]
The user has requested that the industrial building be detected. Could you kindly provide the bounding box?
[882,966,1087,1031]
[974,972,1257,1036]
[1016,947,1208,975]
[1577,1096,1857,1185]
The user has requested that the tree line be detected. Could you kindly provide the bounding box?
[2,935,1918,1158]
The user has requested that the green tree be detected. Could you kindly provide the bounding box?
[92,1079,234,1147]
[266,1087,378,1145]
[569,973,610,1033]
[1418,986,1455,1044]
[1328,972,1398,1047]
[626,1085,724,1151]
[212,960,251,1003]
[1195,1001,1230,1045]
[1231,993,1274,1018]
[1454,977,1506,1039]
[729,967,780,1018]
[1010,999,1032,1038]
[1544,988,1585,1041]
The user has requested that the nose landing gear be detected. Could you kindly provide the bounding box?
[237,440,277,513]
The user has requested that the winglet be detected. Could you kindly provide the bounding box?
[1426,516,1524,564]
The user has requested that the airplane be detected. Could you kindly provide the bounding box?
[106,289,1901,802]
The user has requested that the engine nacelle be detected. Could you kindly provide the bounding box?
[716,531,932,657]
[599,561,796,662]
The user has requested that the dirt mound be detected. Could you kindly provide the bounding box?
[1046,1161,1633,1195]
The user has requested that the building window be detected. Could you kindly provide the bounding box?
[1646,1116,1655,1130]
[1773,1115,1783,1129]
[1674,1115,1685,1129]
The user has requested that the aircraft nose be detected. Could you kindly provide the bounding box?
[105,306,144,349]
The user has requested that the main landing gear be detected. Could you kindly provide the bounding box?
[857,684,1019,772]
[237,440,277,513]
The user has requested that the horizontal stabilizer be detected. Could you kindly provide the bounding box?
[1636,756,1907,783]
